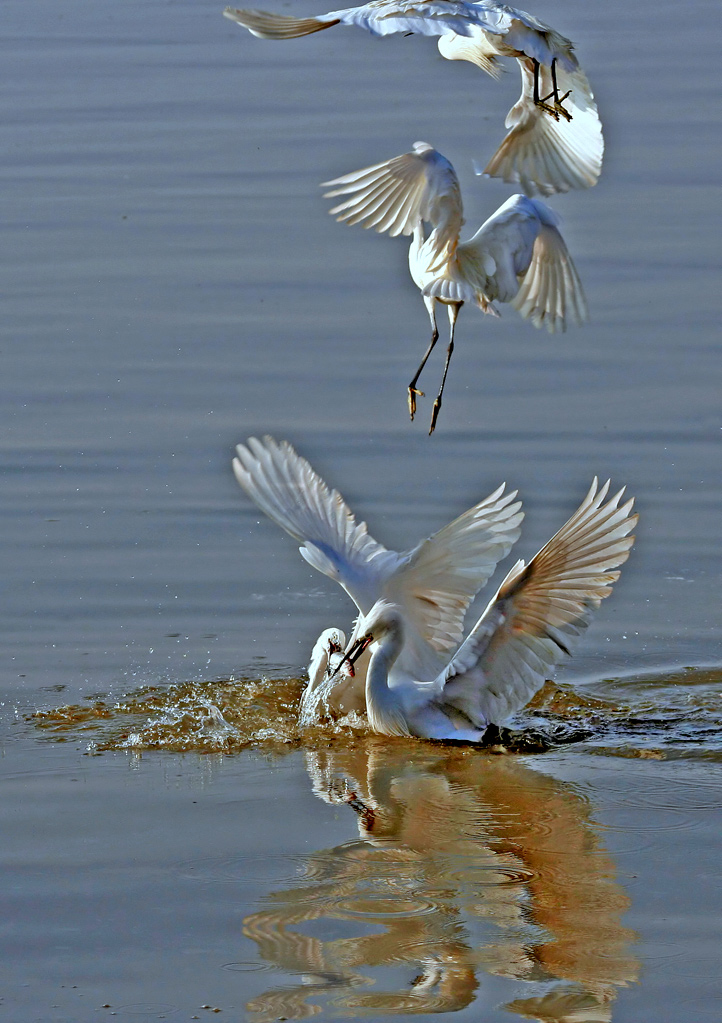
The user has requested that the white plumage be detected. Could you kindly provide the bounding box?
[322,141,587,432]
[233,437,638,741]
[340,478,638,741]
[233,435,523,721]
[223,0,603,196]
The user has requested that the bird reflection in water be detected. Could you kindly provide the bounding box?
[242,739,638,1020]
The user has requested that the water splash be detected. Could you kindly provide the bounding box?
[29,676,312,754]
[28,665,722,759]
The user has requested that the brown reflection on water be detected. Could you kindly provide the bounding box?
[243,740,638,1020]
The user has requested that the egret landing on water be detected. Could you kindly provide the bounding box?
[223,0,603,197]
[232,437,637,741]
[322,141,587,433]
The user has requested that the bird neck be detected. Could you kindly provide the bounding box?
[365,623,410,737]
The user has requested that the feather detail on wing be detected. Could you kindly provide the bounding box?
[439,479,638,727]
[322,142,464,271]
[223,7,339,38]
[225,1,503,40]
[442,193,546,307]
[422,272,497,312]
[437,28,504,78]
[233,436,399,611]
[511,222,588,333]
[385,484,523,675]
[483,60,604,197]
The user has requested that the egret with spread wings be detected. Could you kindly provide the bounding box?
[223,0,603,196]
[339,479,637,741]
[322,141,587,433]
[232,435,523,724]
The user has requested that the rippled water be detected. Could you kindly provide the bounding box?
[1,0,721,1019]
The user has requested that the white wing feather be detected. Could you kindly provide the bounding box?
[452,193,542,304]
[233,436,399,612]
[466,3,578,70]
[224,1,502,40]
[234,437,524,682]
[483,61,604,197]
[439,194,586,331]
[511,222,588,332]
[440,479,638,727]
[385,483,523,677]
[323,142,464,271]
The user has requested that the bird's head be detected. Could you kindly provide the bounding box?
[330,602,403,680]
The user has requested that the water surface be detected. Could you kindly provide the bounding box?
[1,0,720,1019]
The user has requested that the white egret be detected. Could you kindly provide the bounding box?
[223,1,603,196]
[322,141,587,433]
[232,435,524,722]
[338,478,637,741]
[303,625,367,721]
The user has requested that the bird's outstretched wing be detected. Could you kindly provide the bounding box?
[233,436,400,612]
[454,194,586,332]
[385,483,524,677]
[322,142,464,271]
[510,225,588,333]
[224,1,498,40]
[439,479,638,727]
[483,61,603,197]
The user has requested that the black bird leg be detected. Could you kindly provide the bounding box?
[428,303,461,435]
[408,296,440,420]
[540,58,573,121]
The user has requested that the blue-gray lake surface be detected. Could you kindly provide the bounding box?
[1,1,720,1020]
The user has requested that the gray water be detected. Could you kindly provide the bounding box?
[1,0,721,1019]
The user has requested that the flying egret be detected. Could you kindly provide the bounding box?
[322,141,587,433]
[337,478,637,741]
[223,1,603,196]
[232,435,524,721]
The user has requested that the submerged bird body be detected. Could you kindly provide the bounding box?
[341,479,638,740]
[323,142,587,431]
[233,438,638,741]
[224,0,603,196]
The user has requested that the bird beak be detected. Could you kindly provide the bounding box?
[328,634,373,681]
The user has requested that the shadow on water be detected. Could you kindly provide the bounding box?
[28,664,722,761]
